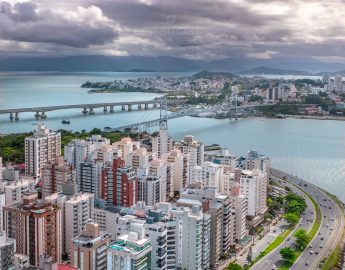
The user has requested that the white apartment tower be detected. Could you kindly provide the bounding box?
[65,193,94,255]
[25,124,61,178]
[174,135,204,181]
[171,205,211,270]
[240,169,268,217]
[107,223,152,270]
[152,129,172,158]
[112,137,140,166]
[165,149,189,193]
[138,175,162,206]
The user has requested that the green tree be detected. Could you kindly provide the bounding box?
[294,228,310,250]
[304,94,322,104]
[227,263,243,270]
[284,212,300,226]
[280,247,295,262]
[90,128,102,135]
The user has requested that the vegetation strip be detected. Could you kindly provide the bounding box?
[278,183,322,269]
[248,226,295,268]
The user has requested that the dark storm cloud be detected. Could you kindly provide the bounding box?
[94,0,279,27]
[0,1,118,48]
[1,0,345,67]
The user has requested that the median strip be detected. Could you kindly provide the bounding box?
[278,182,322,270]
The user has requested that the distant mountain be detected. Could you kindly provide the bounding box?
[0,55,340,74]
[0,55,205,72]
[192,71,238,79]
[238,66,313,76]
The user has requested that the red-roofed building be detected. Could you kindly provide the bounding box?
[58,264,78,270]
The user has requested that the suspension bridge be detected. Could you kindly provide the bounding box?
[106,93,272,132]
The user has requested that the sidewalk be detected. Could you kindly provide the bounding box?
[217,216,286,269]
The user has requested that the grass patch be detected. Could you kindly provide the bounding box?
[322,244,342,270]
[249,226,294,268]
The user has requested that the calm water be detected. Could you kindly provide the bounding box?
[1,72,345,201]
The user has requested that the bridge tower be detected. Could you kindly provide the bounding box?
[229,88,238,120]
[159,98,168,130]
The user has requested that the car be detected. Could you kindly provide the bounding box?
[244,261,249,265]
[332,218,334,221]
[273,230,276,233]
[329,206,332,209]
[304,184,308,186]
[326,224,329,227]
[321,237,324,240]
[324,198,327,201]
[331,227,334,230]
[309,244,313,248]
[283,176,286,179]
[287,237,290,241]
[315,251,319,255]
[272,265,277,270]
[310,250,314,254]
[305,262,309,266]
[323,215,326,218]
[320,244,323,248]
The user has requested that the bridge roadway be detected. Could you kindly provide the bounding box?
[0,99,161,120]
[104,103,272,132]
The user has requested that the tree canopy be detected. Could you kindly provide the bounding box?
[227,263,243,270]
[280,247,295,262]
[294,228,310,250]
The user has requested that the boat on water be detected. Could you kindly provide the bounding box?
[62,119,71,124]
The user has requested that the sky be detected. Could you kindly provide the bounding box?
[1,0,345,68]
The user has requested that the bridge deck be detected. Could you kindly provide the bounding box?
[0,99,160,114]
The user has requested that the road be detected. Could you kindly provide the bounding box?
[271,169,345,270]
[251,175,315,270]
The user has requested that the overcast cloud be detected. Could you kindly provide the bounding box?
[1,0,345,66]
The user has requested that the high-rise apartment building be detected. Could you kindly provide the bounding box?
[165,149,188,193]
[4,178,35,204]
[150,159,172,201]
[3,192,62,266]
[25,124,61,177]
[240,169,268,217]
[179,187,232,266]
[245,150,270,174]
[107,223,152,270]
[192,161,224,191]
[152,129,172,158]
[42,156,76,197]
[171,205,211,270]
[79,159,103,197]
[230,187,247,242]
[112,137,140,166]
[174,135,204,181]
[0,231,15,269]
[64,135,110,185]
[71,222,111,270]
[101,158,137,207]
[65,193,94,255]
[138,175,162,206]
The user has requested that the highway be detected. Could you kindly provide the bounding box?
[251,175,315,270]
[271,169,345,270]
